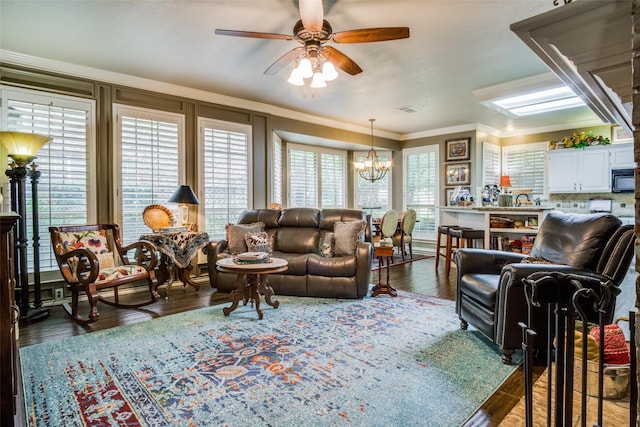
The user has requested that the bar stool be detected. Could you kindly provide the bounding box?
[447,228,485,275]
[436,225,471,275]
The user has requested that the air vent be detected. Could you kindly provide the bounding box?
[398,105,421,113]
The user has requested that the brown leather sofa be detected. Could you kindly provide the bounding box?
[454,211,635,364]
[207,207,373,299]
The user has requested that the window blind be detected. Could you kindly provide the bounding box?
[288,147,318,207]
[482,142,501,187]
[502,142,547,197]
[117,108,181,243]
[271,134,283,206]
[354,150,391,219]
[320,152,345,208]
[2,90,93,272]
[404,146,438,240]
[201,120,251,240]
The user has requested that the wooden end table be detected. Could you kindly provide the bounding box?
[372,244,397,297]
[216,257,288,320]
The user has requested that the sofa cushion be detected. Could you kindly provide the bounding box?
[307,253,357,277]
[276,227,320,254]
[225,222,263,254]
[279,208,320,228]
[237,209,281,229]
[334,220,366,255]
[530,212,621,270]
[271,251,308,275]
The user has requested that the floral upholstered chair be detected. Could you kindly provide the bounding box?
[49,224,159,324]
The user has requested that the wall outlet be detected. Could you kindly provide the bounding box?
[54,288,64,300]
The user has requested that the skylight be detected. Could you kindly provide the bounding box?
[492,86,585,116]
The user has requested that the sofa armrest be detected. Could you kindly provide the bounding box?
[206,239,229,289]
[355,241,373,298]
[455,248,526,277]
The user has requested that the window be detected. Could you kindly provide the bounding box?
[403,145,439,240]
[1,87,95,273]
[199,118,251,240]
[354,150,392,219]
[287,143,346,208]
[482,142,501,187]
[502,142,547,198]
[114,105,183,244]
[271,133,283,206]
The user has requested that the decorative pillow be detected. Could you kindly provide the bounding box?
[590,323,630,365]
[245,232,270,253]
[225,222,264,254]
[333,220,366,256]
[320,232,335,257]
[96,252,116,269]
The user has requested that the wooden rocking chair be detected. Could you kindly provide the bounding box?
[49,224,160,324]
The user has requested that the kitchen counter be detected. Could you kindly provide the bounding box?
[440,206,552,212]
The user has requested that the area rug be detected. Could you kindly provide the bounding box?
[20,292,520,426]
[371,253,433,270]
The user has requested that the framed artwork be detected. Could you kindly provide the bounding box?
[446,186,470,205]
[445,137,470,161]
[612,125,633,143]
[445,162,470,186]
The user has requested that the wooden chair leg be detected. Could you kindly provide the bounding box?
[436,232,443,270]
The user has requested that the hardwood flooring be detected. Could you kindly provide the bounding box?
[15,254,608,426]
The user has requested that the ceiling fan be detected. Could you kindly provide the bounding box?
[215,0,409,81]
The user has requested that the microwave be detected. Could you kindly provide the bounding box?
[611,168,634,193]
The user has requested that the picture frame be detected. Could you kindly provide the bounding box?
[612,125,633,143]
[445,162,470,186]
[446,186,470,206]
[445,137,470,161]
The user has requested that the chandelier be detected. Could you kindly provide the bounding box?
[354,119,391,182]
[287,41,338,89]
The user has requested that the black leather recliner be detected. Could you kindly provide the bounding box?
[454,211,635,364]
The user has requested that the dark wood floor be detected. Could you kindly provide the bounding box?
[18,255,526,426]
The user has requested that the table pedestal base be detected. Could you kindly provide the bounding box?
[372,246,397,297]
[157,254,200,299]
[223,273,279,320]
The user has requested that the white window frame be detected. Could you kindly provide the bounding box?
[403,144,439,241]
[502,141,548,199]
[286,142,347,208]
[197,117,253,240]
[112,104,185,241]
[271,132,283,207]
[0,86,97,275]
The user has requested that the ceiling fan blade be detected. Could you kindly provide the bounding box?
[215,29,294,41]
[264,47,304,75]
[332,27,410,43]
[299,0,324,32]
[323,46,362,75]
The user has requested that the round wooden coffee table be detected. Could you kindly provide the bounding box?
[216,257,288,320]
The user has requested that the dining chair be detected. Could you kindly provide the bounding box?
[393,209,417,260]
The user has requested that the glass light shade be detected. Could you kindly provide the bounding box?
[322,61,338,81]
[499,175,512,187]
[298,57,313,79]
[310,72,327,88]
[287,67,304,86]
[0,131,51,165]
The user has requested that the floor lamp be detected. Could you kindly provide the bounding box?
[1,131,51,322]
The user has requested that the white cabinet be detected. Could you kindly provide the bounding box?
[548,147,611,193]
[609,143,634,169]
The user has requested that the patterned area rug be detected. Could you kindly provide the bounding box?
[21,292,520,426]
[371,253,433,270]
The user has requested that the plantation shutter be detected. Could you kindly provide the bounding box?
[2,90,94,272]
[320,152,346,208]
[502,142,547,197]
[404,146,438,240]
[117,107,181,243]
[271,134,283,206]
[354,150,391,219]
[201,119,251,239]
[288,147,318,207]
[482,142,501,187]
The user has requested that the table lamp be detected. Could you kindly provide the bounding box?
[168,185,199,226]
[498,175,513,207]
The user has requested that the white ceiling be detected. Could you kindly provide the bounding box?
[0,0,605,138]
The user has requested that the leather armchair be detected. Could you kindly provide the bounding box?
[454,212,635,364]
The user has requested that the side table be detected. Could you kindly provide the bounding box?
[216,257,288,320]
[139,231,209,298]
[372,244,397,297]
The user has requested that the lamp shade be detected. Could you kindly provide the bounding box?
[168,185,200,205]
[0,131,51,164]
[499,175,512,187]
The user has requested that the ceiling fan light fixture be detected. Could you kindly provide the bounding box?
[298,57,313,78]
[310,71,327,88]
[322,61,338,81]
[287,67,305,86]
